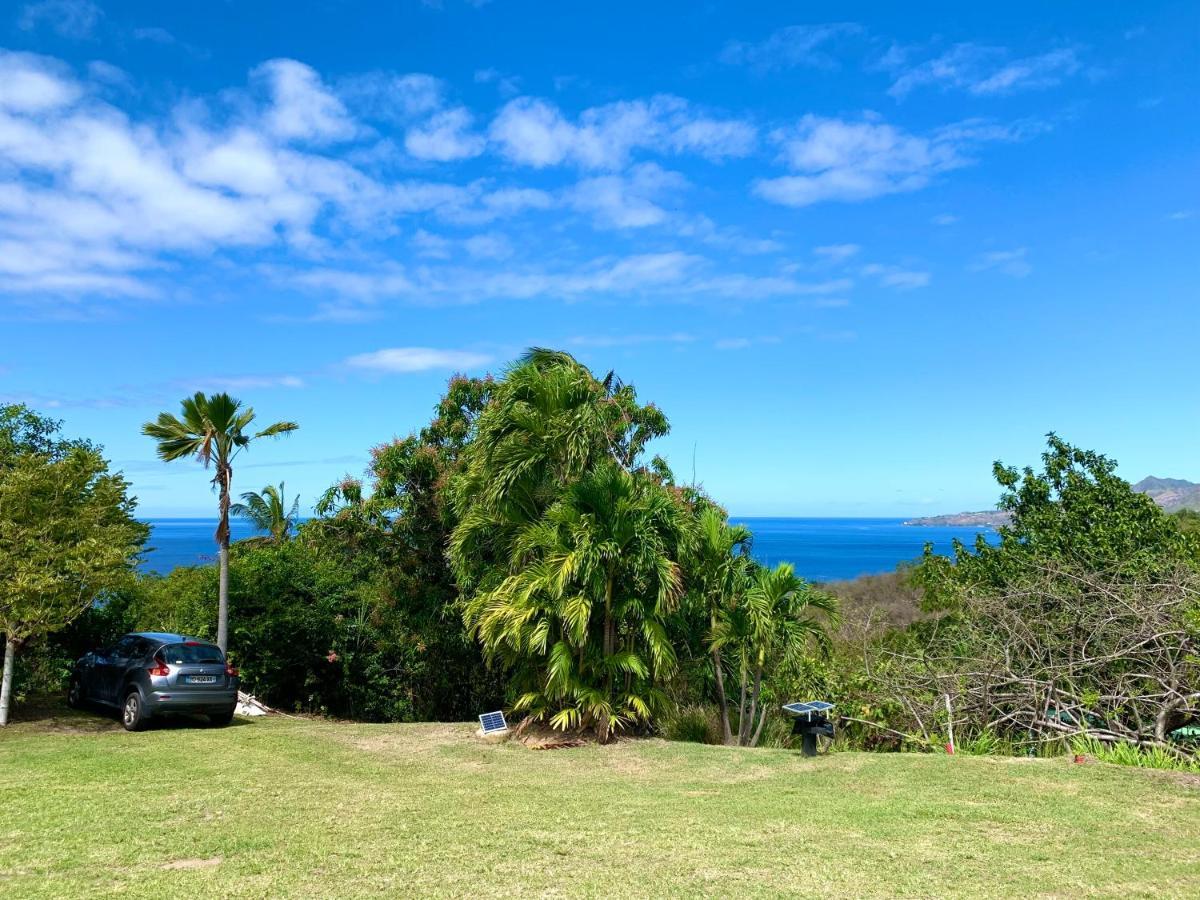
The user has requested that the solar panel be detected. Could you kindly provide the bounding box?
[479,710,508,735]
[782,701,834,720]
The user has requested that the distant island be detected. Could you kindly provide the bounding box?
[904,476,1200,527]
[904,510,1011,527]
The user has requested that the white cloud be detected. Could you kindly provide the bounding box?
[463,232,513,260]
[814,243,861,262]
[489,94,755,170]
[566,163,687,229]
[188,374,306,391]
[931,213,958,226]
[754,114,1032,207]
[344,347,493,373]
[755,116,962,206]
[405,107,486,161]
[0,50,81,111]
[969,248,1031,278]
[340,72,446,123]
[720,24,861,72]
[862,263,930,290]
[17,0,101,39]
[569,333,695,348]
[252,59,356,143]
[887,44,1081,99]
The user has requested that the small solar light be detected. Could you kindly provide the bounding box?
[782,701,835,757]
[478,710,508,737]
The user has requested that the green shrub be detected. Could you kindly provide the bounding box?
[1072,735,1200,773]
[664,705,721,744]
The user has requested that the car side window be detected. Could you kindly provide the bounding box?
[111,636,137,659]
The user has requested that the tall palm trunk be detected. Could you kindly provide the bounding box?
[215,462,232,653]
[599,573,614,744]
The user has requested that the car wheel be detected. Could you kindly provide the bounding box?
[122,690,147,731]
[67,677,84,709]
[209,708,236,727]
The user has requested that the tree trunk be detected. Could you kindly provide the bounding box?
[0,637,15,727]
[217,543,229,653]
[215,463,232,653]
[742,663,763,746]
[734,663,748,746]
[712,647,733,745]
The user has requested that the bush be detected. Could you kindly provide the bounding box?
[663,705,722,744]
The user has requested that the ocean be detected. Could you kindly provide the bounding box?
[140,517,998,583]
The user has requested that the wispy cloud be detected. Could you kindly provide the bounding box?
[885,44,1082,99]
[862,263,931,290]
[569,333,695,348]
[814,243,861,263]
[754,114,1037,207]
[17,0,101,39]
[343,347,493,374]
[489,95,756,170]
[969,248,1031,278]
[720,24,862,72]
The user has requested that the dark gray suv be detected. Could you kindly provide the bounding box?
[69,632,239,731]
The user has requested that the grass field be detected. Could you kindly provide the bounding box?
[2,706,1198,898]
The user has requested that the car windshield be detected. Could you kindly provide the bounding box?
[160,642,224,664]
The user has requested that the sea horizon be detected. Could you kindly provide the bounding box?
[139,515,998,583]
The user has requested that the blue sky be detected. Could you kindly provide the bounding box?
[0,1,1197,517]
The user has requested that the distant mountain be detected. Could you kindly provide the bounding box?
[1132,476,1200,513]
[905,475,1200,526]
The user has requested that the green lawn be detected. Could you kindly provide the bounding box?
[1,707,1198,898]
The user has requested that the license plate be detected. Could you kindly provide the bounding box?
[186,675,217,684]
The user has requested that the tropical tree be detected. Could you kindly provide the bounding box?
[709,562,839,746]
[0,442,146,725]
[142,393,297,652]
[449,349,678,740]
[916,434,1200,608]
[460,460,688,741]
[687,505,755,743]
[231,482,300,544]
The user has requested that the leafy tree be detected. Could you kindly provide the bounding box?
[1173,509,1200,535]
[460,460,688,740]
[687,505,754,743]
[310,375,503,718]
[916,434,1198,606]
[0,438,146,725]
[142,393,297,651]
[232,482,300,544]
[449,349,676,740]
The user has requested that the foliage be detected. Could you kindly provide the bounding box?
[1173,508,1200,535]
[681,504,839,746]
[450,349,679,740]
[307,374,503,720]
[125,532,499,720]
[0,407,146,724]
[142,392,297,650]
[662,704,722,744]
[916,434,1198,608]
[231,482,300,543]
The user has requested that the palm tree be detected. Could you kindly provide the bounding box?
[460,460,687,742]
[231,482,300,544]
[450,350,679,741]
[690,505,755,744]
[142,393,297,651]
[710,562,840,746]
